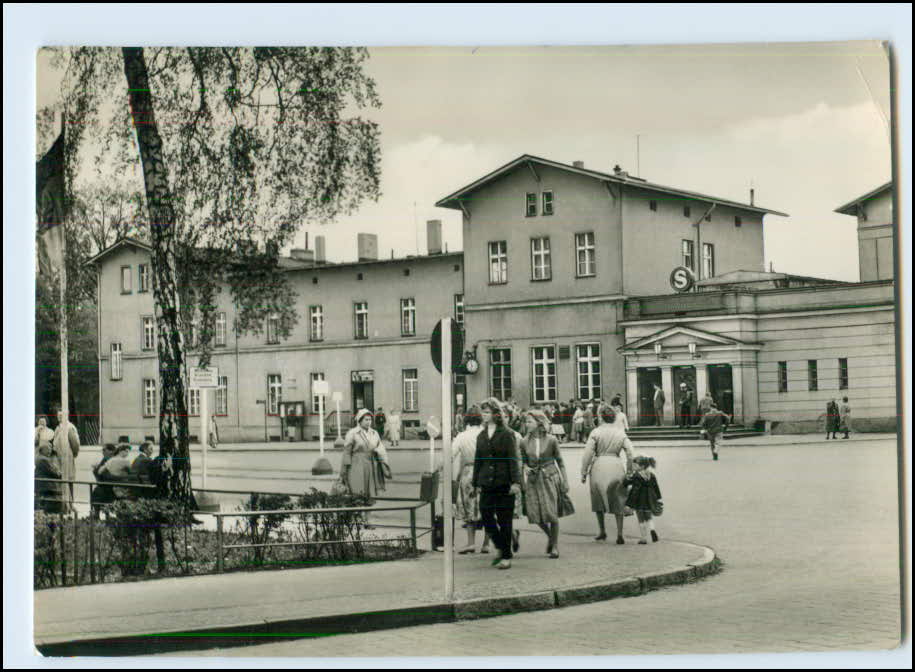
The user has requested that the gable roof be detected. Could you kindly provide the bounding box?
[436,154,789,217]
[834,182,893,215]
[85,237,152,266]
[618,324,752,353]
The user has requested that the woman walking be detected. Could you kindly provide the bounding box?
[825,399,840,440]
[341,409,390,529]
[520,410,571,559]
[581,405,635,545]
[473,398,522,570]
[503,404,526,554]
[387,410,402,447]
[839,397,852,439]
[452,405,486,553]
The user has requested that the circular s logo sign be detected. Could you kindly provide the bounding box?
[669,266,696,293]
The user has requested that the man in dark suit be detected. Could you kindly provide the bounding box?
[652,384,666,426]
[678,383,694,428]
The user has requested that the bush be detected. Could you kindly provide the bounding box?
[34,511,61,588]
[290,488,373,564]
[103,499,193,578]
[233,493,293,568]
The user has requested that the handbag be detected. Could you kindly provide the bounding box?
[557,488,576,518]
[651,500,664,517]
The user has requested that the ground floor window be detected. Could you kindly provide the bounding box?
[216,376,228,416]
[402,368,418,412]
[268,374,282,415]
[838,358,849,390]
[778,361,788,393]
[489,348,512,401]
[311,372,326,415]
[188,387,201,417]
[531,345,557,403]
[143,379,157,417]
[576,343,601,400]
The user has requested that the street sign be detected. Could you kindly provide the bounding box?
[430,319,464,374]
[190,366,219,388]
[426,417,440,439]
[313,380,329,396]
[669,266,696,293]
[332,391,342,403]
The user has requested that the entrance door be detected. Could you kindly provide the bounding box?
[707,364,734,418]
[673,366,697,426]
[351,370,375,423]
[637,367,662,426]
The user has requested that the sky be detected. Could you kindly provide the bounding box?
[37,41,892,282]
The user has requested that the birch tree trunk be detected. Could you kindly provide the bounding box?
[122,47,192,503]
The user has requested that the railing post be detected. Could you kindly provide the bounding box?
[430,499,436,546]
[216,515,224,573]
[59,512,67,586]
[73,509,79,585]
[89,504,96,584]
[409,508,417,551]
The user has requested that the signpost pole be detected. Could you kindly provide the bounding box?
[442,318,454,601]
[334,397,344,446]
[319,393,325,456]
[200,387,208,490]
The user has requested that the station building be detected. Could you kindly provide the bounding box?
[89,158,898,442]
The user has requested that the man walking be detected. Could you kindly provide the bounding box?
[652,384,666,426]
[678,383,694,428]
[700,403,730,461]
[698,390,715,417]
[374,407,387,441]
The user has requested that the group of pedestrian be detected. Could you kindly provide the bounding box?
[825,397,852,440]
[33,410,80,514]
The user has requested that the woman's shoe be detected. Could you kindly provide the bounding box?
[458,546,476,555]
[594,533,607,541]
[651,530,659,543]
[512,530,520,553]
[638,540,648,545]
[549,549,560,559]
[491,553,503,567]
[616,536,625,545]
[497,560,512,570]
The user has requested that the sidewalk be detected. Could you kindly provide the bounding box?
[35,531,718,656]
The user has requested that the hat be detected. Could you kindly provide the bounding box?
[355,408,373,425]
[679,383,687,388]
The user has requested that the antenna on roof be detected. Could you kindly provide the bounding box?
[636,134,641,178]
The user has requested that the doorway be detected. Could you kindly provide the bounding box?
[351,370,375,424]
[707,364,734,418]
[673,365,697,426]
[637,367,662,426]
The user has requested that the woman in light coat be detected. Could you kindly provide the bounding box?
[51,408,80,514]
[520,410,570,558]
[387,411,402,447]
[581,405,634,545]
[452,405,486,553]
[342,409,389,528]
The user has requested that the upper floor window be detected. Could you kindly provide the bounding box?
[778,361,788,393]
[682,240,695,272]
[575,232,596,277]
[541,190,554,216]
[702,242,715,279]
[310,305,324,342]
[120,266,132,294]
[266,314,280,344]
[138,263,150,293]
[649,200,658,212]
[735,216,742,228]
[354,302,369,339]
[143,379,157,417]
[401,298,416,337]
[110,343,122,381]
[141,316,155,351]
[215,312,227,347]
[530,237,552,281]
[683,206,691,218]
[488,241,508,284]
[525,192,537,217]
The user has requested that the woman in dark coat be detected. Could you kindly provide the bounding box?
[825,399,840,440]
[473,397,522,570]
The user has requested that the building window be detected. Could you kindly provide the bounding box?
[531,346,557,403]
[402,368,419,412]
[808,360,818,392]
[702,242,715,279]
[188,388,201,417]
[141,316,155,351]
[401,298,416,336]
[530,237,552,281]
[489,348,512,401]
[215,312,227,347]
[684,206,691,218]
[310,306,324,342]
[143,379,157,417]
[354,302,369,339]
[110,343,122,381]
[216,376,228,416]
[266,314,280,344]
[525,192,537,217]
[138,263,150,293]
[735,216,742,228]
[488,241,508,284]
[682,240,695,272]
[454,294,464,325]
[267,374,282,415]
[189,319,199,348]
[838,358,849,390]
[311,372,326,415]
[542,190,554,216]
[575,232,596,277]
[120,266,132,294]
[778,362,788,393]
[649,200,657,212]
[576,343,601,401]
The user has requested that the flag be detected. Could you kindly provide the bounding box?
[36,125,66,278]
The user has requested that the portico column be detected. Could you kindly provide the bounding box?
[695,364,708,401]
[732,364,744,425]
[661,366,674,426]
[626,368,638,424]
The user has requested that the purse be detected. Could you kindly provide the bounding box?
[557,488,576,518]
[651,500,664,517]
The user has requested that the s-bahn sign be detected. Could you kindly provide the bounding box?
[669,266,696,293]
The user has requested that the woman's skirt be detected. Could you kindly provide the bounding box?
[346,453,378,501]
[589,455,627,514]
[454,465,481,527]
[525,465,562,525]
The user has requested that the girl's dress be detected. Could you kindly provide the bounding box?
[520,434,565,525]
[581,424,634,515]
[624,470,662,519]
[452,425,484,527]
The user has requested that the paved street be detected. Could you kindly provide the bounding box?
[158,437,903,657]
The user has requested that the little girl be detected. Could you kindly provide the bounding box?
[623,455,663,544]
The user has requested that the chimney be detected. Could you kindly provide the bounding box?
[314,235,326,264]
[357,233,378,261]
[290,248,315,264]
[613,164,628,178]
[573,160,584,169]
[426,220,442,255]
[750,188,755,207]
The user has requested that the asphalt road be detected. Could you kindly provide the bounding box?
[148,437,904,658]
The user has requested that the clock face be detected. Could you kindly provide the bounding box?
[464,358,479,374]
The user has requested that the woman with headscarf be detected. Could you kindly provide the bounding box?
[342,409,391,529]
[520,409,570,558]
[473,398,522,570]
[34,415,54,455]
[581,404,635,545]
[453,404,487,553]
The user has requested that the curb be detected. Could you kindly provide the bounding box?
[36,544,721,657]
